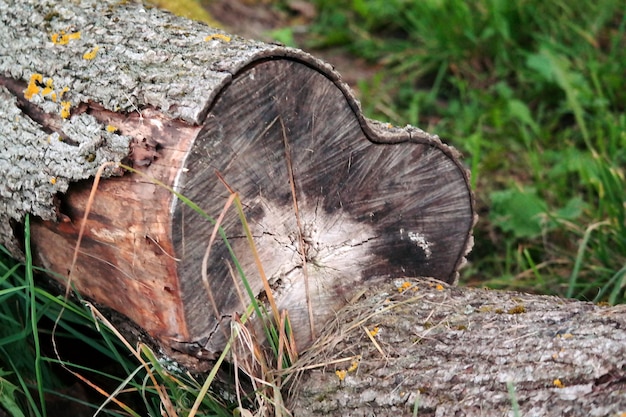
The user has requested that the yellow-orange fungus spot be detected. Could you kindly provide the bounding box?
[398,281,412,293]
[106,124,118,133]
[24,73,43,100]
[436,284,444,291]
[59,86,69,99]
[50,177,57,185]
[50,92,57,102]
[335,370,347,381]
[205,33,231,42]
[83,45,100,60]
[368,326,380,337]
[42,78,54,96]
[51,30,80,45]
[553,379,564,388]
[60,101,71,119]
[348,360,359,373]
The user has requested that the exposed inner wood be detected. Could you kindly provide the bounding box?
[30,106,201,342]
[172,58,474,353]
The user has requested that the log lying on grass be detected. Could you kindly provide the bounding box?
[288,277,626,417]
[0,0,474,366]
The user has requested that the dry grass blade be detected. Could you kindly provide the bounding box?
[217,172,283,329]
[51,162,116,349]
[84,302,178,417]
[202,187,238,321]
[362,325,387,359]
[45,162,144,416]
[283,285,429,398]
[279,117,316,341]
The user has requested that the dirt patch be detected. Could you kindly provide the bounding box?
[205,0,380,91]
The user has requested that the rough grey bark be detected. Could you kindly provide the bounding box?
[288,277,626,417]
[0,0,278,256]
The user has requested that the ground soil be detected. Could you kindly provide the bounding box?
[205,0,381,92]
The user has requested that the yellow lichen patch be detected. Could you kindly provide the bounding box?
[553,379,564,388]
[60,101,71,119]
[50,177,57,185]
[41,78,54,97]
[24,73,43,100]
[106,124,119,133]
[368,326,380,337]
[435,283,444,291]
[204,33,231,42]
[83,46,100,60]
[51,30,81,45]
[335,369,347,381]
[347,359,360,373]
[398,281,412,293]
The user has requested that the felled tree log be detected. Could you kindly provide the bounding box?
[0,0,474,365]
[288,278,626,417]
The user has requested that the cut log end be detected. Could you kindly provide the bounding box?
[171,58,475,354]
[1,0,475,367]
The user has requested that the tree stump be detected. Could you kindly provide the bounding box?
[0,0,474,365]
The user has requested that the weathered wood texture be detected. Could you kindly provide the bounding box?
[288,278,626,417]
[0,0,474,364]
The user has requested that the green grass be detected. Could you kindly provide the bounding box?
[0,217,238,417]
[302,0,626,303]
[0,180,293,416]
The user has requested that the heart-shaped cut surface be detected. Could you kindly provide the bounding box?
[173,58,474,353]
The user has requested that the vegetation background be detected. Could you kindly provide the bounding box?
[258,0,626,304]
[1,0,624,416]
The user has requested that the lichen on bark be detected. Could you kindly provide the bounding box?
[0,85,130,257]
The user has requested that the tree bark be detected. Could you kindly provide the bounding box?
[288,277,626,417]
[0,0,475,366]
